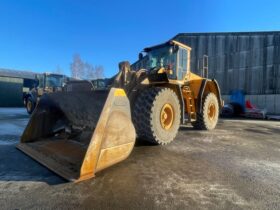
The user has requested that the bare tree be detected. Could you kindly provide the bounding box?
[70,54,84,79]
[54,65,63,74]
[70,54,105,79]
[84,62,96,80]
[95,65,104,79]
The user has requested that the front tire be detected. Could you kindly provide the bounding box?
[26,97,35,114]
[192,93,219,130]
[133,87,181,145]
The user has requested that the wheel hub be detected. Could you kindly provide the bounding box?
[27,101,32,111]
[160,103,174,130]
[207,103,216,121]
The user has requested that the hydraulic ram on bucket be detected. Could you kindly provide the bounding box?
[17,88,136,182]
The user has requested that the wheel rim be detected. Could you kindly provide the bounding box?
[160,103,174,130]
[27,101,32,112]
[207,103,216,121]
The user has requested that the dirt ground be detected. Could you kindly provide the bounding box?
[0,108,280,210]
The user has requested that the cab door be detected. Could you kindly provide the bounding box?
[177,47,189,81]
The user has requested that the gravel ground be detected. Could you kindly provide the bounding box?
[0,108,280,209]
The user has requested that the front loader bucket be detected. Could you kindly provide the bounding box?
[17,88,136,182]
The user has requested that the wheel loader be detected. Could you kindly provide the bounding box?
[23,73,67,114]
[17,40,223,182]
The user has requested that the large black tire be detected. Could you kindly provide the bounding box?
[26,97,35,114]
[192,92,219,130]
[133,87,181,145]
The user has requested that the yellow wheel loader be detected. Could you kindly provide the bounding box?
[17,40,223,182]
[23,73,67,114]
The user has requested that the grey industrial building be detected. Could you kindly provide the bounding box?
[0,69,36,107]
[173,31,280,114]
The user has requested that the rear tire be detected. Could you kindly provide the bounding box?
[26,97,35,114]
[192,92,219,130]
[133,87,181,145]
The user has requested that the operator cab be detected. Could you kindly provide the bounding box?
[44,73,65,89]
[36,73,66,90]
[142,40,191,81]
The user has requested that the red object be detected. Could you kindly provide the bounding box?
[245,100,256,109]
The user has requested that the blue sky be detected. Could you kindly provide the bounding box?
[0,0,280,77]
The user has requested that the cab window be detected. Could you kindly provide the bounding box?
[177,48,188,80]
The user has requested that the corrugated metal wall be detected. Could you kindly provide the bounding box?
[174,32,280,95]
[0,76,23,107]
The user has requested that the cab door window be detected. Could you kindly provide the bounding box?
[177,48,188,80]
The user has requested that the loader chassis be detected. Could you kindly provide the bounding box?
[115,40,222,143]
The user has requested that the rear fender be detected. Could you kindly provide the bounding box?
[197,79,223,113]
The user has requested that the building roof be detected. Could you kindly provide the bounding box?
[144,40,192,52]
[172,31,280,39]
[0,68,37,79]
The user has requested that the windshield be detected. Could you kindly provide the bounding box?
[147,46,177,71]
[92,80,106,89]
[45,75,64,87]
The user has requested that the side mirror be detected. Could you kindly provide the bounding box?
[138,53,144,60]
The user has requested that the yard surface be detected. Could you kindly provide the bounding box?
[0,108,280,209]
